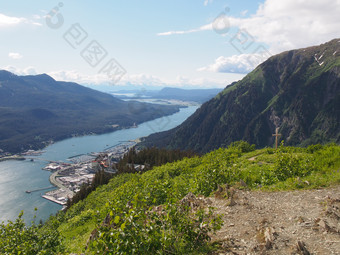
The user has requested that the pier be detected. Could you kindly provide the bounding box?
[24,157,68,164]
[25,186,54,194]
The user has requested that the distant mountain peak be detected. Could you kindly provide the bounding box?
[24,73,57,84]
[0,70,18,80]
[0,70,181,153]
[37,73,55,79]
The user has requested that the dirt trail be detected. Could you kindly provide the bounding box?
[209,185,340,255]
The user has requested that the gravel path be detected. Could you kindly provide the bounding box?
[209,185,340,254]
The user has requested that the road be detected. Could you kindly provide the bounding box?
[49,170,74,197]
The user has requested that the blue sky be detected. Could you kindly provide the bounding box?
[1,0,339,89]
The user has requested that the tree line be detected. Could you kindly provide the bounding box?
[66,147,197,208]
[115,146,197,174]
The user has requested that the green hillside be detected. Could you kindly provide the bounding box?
[1,143,339,254]
[143,39,340,153]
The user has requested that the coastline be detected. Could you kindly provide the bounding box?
[39,106,197,207]
[49,169,74,196]
[41,140,138,207]
[0,106,199,223]
[0,105,182,158]
[0,156,25,162]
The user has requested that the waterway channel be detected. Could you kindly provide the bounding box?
[0,106,199,224]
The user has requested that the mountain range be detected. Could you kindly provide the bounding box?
[0,71,180,153]
[112,87,223,103]
[143,39,340,153]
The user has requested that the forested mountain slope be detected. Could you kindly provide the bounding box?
[143,39,340,153]
[0,71,179,153]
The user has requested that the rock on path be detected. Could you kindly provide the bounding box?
[210,185,340,254]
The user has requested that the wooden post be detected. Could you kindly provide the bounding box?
[272,127,281,149]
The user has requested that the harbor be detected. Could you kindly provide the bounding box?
[36,140,138,206]
[0,106,198,224]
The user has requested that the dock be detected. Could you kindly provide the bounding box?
[24,157,68,164]
[41,194,67,205]
[25,186,54,194]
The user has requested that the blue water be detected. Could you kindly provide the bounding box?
[0,106,198,224]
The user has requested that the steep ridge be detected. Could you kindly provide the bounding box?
[143,39,340,153]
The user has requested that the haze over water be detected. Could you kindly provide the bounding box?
[0,106,198,224]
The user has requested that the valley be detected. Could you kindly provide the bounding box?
[0,71,182,154]
[0,106,199,224]
[0,1,339,253]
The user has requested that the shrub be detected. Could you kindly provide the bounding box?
[306,144,323,153]
[273,152,314,181]
[88,194,222,254]
[228,141,256,153]
[0,211,63,255]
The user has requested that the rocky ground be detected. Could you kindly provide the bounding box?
[205,185,340,255]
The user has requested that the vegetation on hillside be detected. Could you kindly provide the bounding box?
[0,211,63,254]
[67,147,197,208]
[116,146,197,173]
[1,142,339,254]
[66,170,113,209]
[143,39,340,152]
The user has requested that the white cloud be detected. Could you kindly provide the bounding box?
[3,65,37,75]
[0,13,42,28]
[48,70,110,84]
[158,0,340,53]
[2,65,244,88]
[240,10,248,16]
[198,53,270,73]
[160,0,340,74]
[228,0,340,53]
[204,0,213,6]
[0,14,25,27]
[2,67,117,84]
[121,74,164,86]
[157,24,211,36]
[173,75,226,88]
[121,74,237,88]
[157,11,231,36]
[43,70,165,87]
[8,52,23,60]
[32,14,42,20]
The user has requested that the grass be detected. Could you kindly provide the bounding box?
[53,143,340,253]
[2,143,339,254]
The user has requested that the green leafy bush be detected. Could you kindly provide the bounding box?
[0,211,63,255]
[2,144,339,254]
[88,194,222,254]
[273,152,315,181]
[306,144,323,153]
[228,141,256,153]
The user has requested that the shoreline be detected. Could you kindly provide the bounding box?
[0,105,198,223]
[48,169,74,197]
[0,106,182,158]
[37,106,197,206]
[41,140,138,206]
[0,156,25,162]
